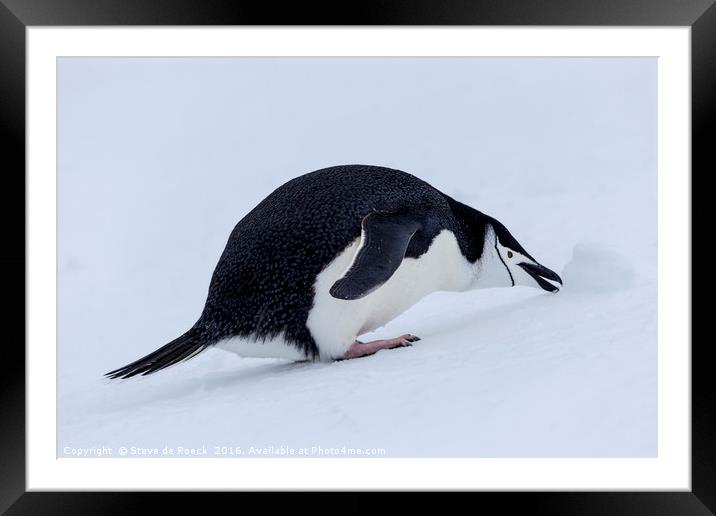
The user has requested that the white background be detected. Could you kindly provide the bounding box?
[28,27,690,490]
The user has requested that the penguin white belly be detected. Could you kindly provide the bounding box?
[306,229,474,361]
[215,335,307,361]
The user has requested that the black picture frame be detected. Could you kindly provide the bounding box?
[1,1,707,513]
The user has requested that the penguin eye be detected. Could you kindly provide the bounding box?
[507,251,513,258]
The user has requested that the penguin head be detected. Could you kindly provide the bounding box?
[473,217,563,293]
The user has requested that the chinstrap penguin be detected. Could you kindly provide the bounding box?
[106,165,562,379]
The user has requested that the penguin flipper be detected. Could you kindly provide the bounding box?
[329,210,422,300]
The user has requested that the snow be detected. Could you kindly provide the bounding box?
[57,57,656,457]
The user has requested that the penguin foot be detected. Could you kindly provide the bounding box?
[338,334,420,360]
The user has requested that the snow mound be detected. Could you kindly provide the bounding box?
[561,243,635,294]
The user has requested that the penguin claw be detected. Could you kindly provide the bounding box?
[393,334,420,347]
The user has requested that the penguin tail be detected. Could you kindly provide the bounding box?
[105,327,209,380]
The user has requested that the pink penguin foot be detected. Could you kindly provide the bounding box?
[338,334,420,360]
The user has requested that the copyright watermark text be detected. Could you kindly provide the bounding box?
[62,444,387,458]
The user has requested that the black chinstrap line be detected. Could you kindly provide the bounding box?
[495,241,515,287]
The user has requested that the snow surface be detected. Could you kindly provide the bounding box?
[57,57,656,457]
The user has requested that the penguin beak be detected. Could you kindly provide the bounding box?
[518,262,563,292]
